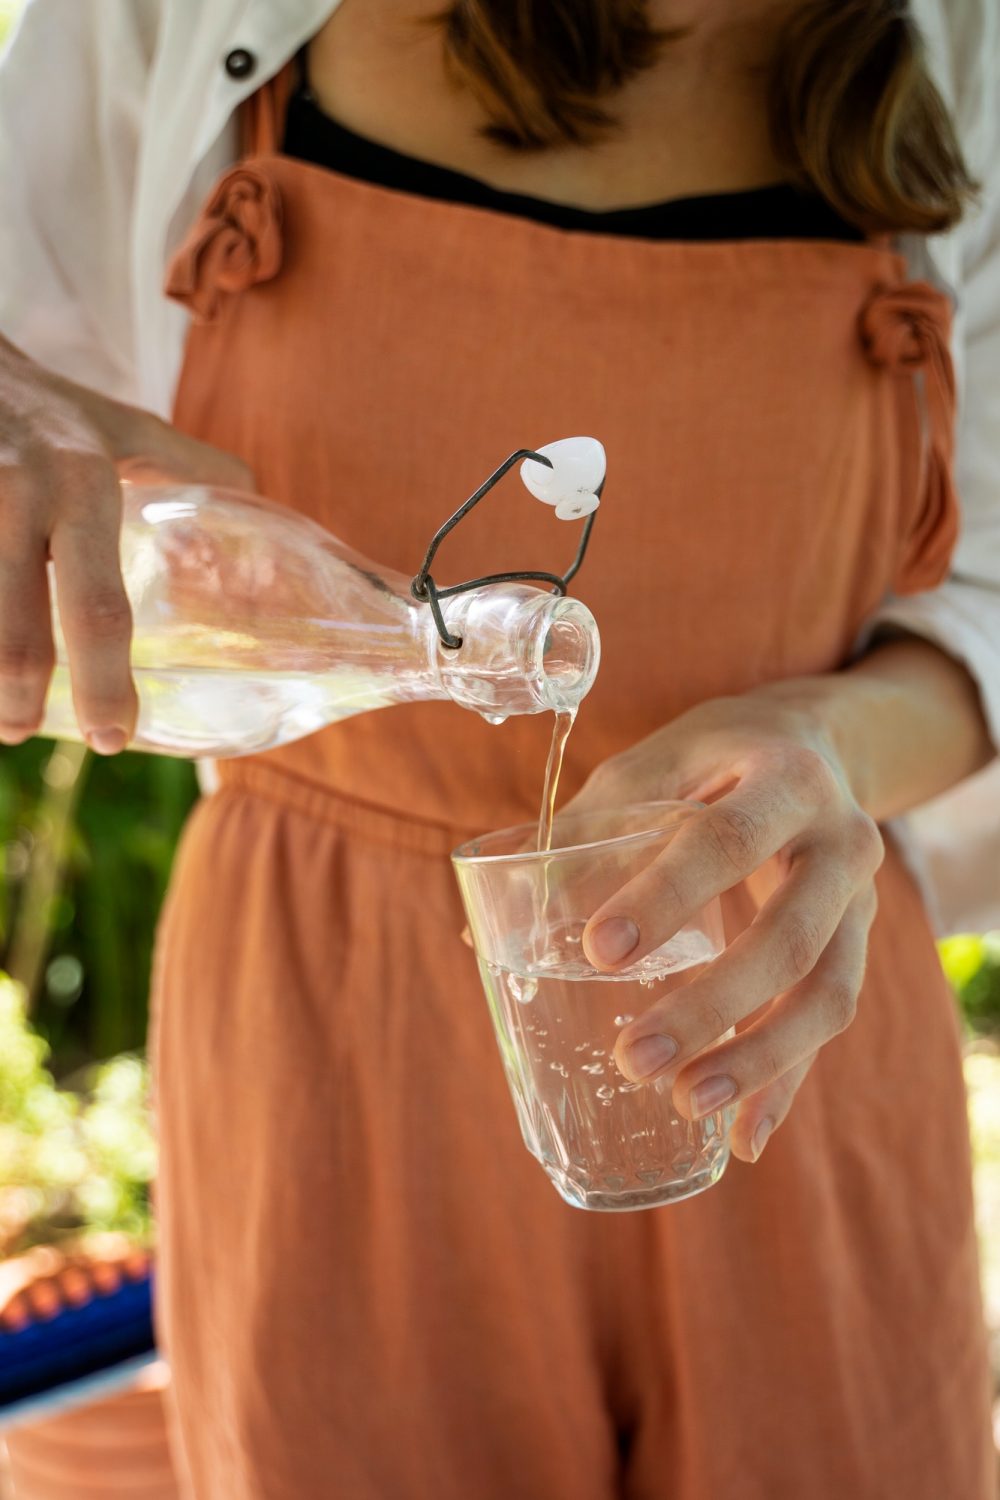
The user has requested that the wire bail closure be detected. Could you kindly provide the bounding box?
[410,449,601,649]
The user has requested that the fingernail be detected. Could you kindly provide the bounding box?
[88,728,127,755]
[750,1116,775,1162]
[690,1074,737,1118]
[624,1033,678,1079]
[0,724,36,745]
[588,916,639,966]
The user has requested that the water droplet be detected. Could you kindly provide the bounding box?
[596,1085,615,1101]
[614,1014,634,1028]
[483,711,508,726]
[639,976,656,990]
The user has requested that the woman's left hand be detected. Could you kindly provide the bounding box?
[561,685,885,1164]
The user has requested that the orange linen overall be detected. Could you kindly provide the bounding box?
[150,73,994,1498]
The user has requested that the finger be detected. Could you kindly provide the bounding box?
[613,828,880,1081]
[660,887,876,1156]
[732,1052,817,1164]
[582,779,810,970]
[115,410,255,492]
[0,509,56,742]
[48,465,138,751]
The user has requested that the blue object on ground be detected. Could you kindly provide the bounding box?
[0,1271,156,1419]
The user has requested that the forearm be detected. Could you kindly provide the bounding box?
[761,635,996,824]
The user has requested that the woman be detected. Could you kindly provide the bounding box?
[1,1,998,1495]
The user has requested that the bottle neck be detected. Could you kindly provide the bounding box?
[429,585,600,722]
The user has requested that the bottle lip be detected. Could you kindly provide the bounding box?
[531,594,600,712]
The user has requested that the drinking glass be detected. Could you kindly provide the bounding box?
[453,801,733,1211]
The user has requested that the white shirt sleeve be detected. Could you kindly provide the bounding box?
[870,161,1000,753]
[0,0,163,401]
[863,0,1000,934]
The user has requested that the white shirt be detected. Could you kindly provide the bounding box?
[1,0,998,931]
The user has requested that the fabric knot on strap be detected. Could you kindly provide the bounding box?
[859,280,952,376]
[165,166,283,322]
[859,280,958,594]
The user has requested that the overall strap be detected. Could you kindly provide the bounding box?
[240,58,299,158]
[860,279,959,594]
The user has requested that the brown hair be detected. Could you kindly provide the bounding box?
[435,0,976,234]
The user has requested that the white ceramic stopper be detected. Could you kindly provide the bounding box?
[520,437,605,519]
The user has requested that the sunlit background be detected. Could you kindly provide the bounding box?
[0,0,998,1491]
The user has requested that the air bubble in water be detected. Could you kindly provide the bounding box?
[506,973,538,1006]
[549,1061,569,1077]
[590,1049,605,1058]
[581,1063,605,1076]
[614,1014,634,1028]
[596,1086,615,1101]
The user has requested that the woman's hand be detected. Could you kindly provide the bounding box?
[561,687,885,1164]
[0,334,253,754]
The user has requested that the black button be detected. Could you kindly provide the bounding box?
[224,48,256,80]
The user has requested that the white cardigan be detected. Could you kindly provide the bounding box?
[1,0,998,931]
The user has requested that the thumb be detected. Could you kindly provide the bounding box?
[116,426,255,492]
[61,376,258,493]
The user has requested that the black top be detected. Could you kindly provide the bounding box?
[282,85,865,244]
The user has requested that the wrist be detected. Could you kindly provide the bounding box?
[749,673,871,805]
[749,636,994,823]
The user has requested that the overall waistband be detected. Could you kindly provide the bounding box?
[214,757,479,858]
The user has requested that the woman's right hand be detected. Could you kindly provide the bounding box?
[0,335,253,754]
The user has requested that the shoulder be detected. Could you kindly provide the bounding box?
[912,0,999,174]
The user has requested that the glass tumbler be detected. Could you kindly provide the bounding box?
[452,801,733,1211]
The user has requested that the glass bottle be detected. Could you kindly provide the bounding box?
[39,481,601,758]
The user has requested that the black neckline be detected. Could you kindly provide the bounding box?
[281,86,866,244]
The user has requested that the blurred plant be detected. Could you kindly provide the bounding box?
[0,974,154,1259]
[940,933,1000,1035]
[0,739,198,1070]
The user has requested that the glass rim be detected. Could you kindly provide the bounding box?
[451,798,704,867]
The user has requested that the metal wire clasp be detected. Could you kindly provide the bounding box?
[410,449,600,649]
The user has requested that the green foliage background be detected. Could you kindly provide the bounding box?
[0,743,197,1073]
